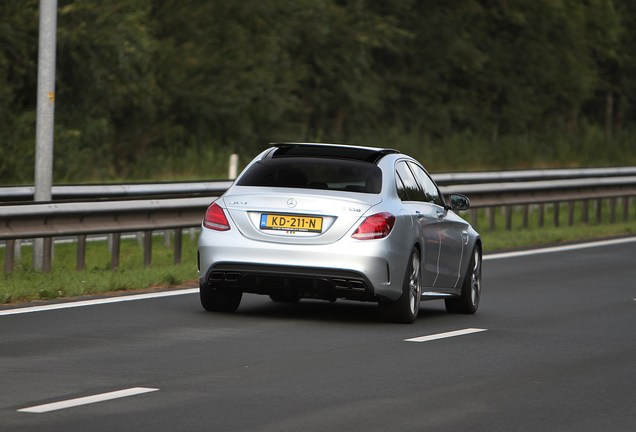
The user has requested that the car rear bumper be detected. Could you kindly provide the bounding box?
[197,226,410,301]
[202,262,378,302]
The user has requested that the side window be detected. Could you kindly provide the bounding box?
[408,162,442,206]
[395,161,426,201]
[395,173,410,201]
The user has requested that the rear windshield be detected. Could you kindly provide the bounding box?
[237,157,382,194]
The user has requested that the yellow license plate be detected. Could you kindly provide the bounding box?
[260,214,323,232]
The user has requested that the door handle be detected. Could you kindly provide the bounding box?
[436,212,445,219]
[415,211,424,220]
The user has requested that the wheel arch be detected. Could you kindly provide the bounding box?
[460,235,482,284]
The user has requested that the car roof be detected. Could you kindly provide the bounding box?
[268,142,400,164]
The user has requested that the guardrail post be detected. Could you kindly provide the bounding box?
[553,202,560,227]
[505,206,512,230]
[111,233,121,270]
[77,235,86,271]
[164,230,171,248]
[174,228,182,265]
[623,197,630,222]
[568,201,575,226]
[522,205,529,229]
[582,200,589,223]
[489,207,496,232]
[596,199,603,224]
[43,237,52,273]
[14,239,21,262]
[5,240,15,274]
[144,230,152,267]
[538,203,545,228]
[609,198,616,224]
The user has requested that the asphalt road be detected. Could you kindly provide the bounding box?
[1,238,635,431]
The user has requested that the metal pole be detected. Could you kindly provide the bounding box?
[229,154,239,180]
[33,0,58,270]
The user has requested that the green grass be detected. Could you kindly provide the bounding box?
[481,221,635,251]
[2,200,635,305]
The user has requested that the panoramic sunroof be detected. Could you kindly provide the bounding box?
[271,143,399,164]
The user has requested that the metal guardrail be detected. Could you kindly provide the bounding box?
[2,174,635,274]
[0,181,233,202]
[445,176,636,207]
[0,198,212,239]
[432,166,636,185]
[0,197,213,274]
[451,176,636,232]
[3,166,636,201]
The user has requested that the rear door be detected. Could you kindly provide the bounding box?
[395,161,440,288]
[408,162,464,289]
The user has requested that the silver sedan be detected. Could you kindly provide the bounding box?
[197,143,481,323]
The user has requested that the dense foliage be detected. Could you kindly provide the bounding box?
[2,0,636,184]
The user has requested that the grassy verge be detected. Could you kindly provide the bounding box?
[1,233,199,304]
[480,221,635,251]
[1,202,635,304]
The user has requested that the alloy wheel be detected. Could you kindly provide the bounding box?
[470,248,481,308]
[409,252,422,315]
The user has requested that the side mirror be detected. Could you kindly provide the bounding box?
[448,193,470,211]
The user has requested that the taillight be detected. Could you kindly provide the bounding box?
[352,212,395,240]
[203,203,231,231]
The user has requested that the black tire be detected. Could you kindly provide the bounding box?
[379,247,421,324]
[269,291,302,303]
[200,283,242,312]
[445,245,481,314]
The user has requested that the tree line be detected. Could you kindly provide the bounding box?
[2,0,636,184]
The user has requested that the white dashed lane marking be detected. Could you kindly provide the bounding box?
[18,387,159,413]
[405,328,487,343]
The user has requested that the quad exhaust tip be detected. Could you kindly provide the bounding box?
[209,272,241,282]
[333,278,367,291]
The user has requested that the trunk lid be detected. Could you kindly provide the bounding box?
[222,186,382,245]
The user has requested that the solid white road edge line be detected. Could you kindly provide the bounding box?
[484,236,636,261]
[405,328,487,343]
[18,387,159,413]
[0,288,199,316]
[3,237,634,317]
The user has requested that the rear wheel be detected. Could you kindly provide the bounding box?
[379,247,421,324]
[200,283,242,312]
[445,245,481,314]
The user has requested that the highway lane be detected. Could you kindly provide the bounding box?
[1,239,635,431]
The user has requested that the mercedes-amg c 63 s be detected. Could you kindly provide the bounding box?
[197,143,481,323]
